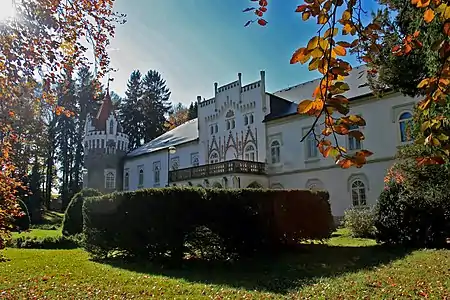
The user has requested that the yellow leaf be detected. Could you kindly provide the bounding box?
[307,36,319,50]
[342,10,351,21]
[290,47,311,64]
[324,28,338,38]
[417,78,429,88]
[297,100,314,114]
[302,11,311,21]
[424,8,435,23]
[348,115,366,126]
[333,45,347,56]
[318,13,328,24]
[310,47,323,58]
[308,57,321,71]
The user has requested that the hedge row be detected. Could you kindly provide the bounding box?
[82,187,333,261]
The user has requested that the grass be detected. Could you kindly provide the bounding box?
[11,228,61,239]
[1,229,449,299]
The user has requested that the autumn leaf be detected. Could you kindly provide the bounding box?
[290,47,310,64]
[295,4,308,12]
[303,12,311,21]
[443,21,450,36]
[424,8,435,23]
[333,45,347,56]
[298,100,314,114]
[308,57,321,71]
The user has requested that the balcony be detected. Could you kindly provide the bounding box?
[169,159,267,183]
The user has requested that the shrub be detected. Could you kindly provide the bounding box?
[83,187,334,261]
[7,234,83,249]
[13,199,30,232]
[62,189,102,236]
[343,207,376,238]
[375,181,450,248]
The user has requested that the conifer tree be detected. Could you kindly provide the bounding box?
[188,101,198,120]
[120,70,143,150]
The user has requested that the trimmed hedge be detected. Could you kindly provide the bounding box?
[62,189,102,236]
[83,187,333,261]
[7,234,83,249]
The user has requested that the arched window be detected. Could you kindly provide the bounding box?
[244,115,248,126]
[250,114,254,124]
[124,172,129,190]
[348,125,362,150]
[399,111,413,143]
[231,119,235,129]
[226,120,230,130]
[306,132,318,158]
[105,172,115,189]
[215,124,218,133]
[244,144,256,161]
[209,152,219,164]
[138,169,144,188]
[270,140,281,164]
[351,179,367,207]
[109,120,114,134]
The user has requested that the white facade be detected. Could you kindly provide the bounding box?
[122,67,417,218]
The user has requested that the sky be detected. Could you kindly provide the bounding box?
[106,0,380,106]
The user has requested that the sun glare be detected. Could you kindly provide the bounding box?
[0,0,16,21]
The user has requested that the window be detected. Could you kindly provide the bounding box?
[270,140,280,164]
[348,125,362,151]
[109,120,114,134]
[210,125,214,135]
[306,132,318,158]
[209,152,219,164]
[105,171,115,189]
[244,144,256,161]
[399,111,413,143]
[231,119,235,129]
[101,139,104,148]
[244,115,248,125]
[215,124,218,133]
[96,139,99,148]
[138,168,144,187]
[171,156,180,170]
[124,171,129,190]
[191,153,199,166]
[250,114,254,124]
[351,180,367,206]
[226,120,230,130]
[153,162,160,184]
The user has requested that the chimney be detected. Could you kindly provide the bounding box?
[214,82,218,95]
[260,70,267,112]
[197,95,201,102]
[238,73,242,86]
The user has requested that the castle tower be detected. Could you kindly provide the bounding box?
[82,91,129,193]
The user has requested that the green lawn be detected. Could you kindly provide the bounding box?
[12,229,61,239]
[1,229,449,299]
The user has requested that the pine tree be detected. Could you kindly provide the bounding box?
[120,70,143,150]
[140,70,171,143]
[188,101,198,120]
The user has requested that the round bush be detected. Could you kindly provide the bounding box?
[343,206,376,238]
[13,198,31,231]
[62,189,102,237]
[375,182,450,248]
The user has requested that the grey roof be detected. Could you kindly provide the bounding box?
[127,118,199,158]
[274,65,371,103]
[265,65,374,122]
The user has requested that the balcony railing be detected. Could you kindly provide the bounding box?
[169,159,267,182]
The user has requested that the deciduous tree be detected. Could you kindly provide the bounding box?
[245,0,450,167]
[0,0,125,250]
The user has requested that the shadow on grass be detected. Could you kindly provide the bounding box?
[102,244,412,295]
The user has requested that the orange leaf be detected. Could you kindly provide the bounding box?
[257,19,267,26]
[424,8,435,23]
[333,45,347,56]
[297,100,314,114]
[290,47,310,64]
[295,4,308,12]
[302,11,311,21]
[443,21,450,36]
[338,158,353,168]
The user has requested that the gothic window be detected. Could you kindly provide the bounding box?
[231,119,235,129]
[138,167,144,188]
[109,120,114,134]
[105,171,115,189]
[152,162,160,184]
[96,139,99,148]
[101,139,104,148]
[244,144,256,161]
[351,179,367,207]
[209,152,219,164]
[305,132,318,158]
[399,111,413,143]
[171,156,180,170]
[348,124,362,150]
[270,140,281,164]
[244,115,248,126]
[191,152,199,166]
[210,125,214,135]
[215,124,218,133]
[250,114,254,124]
[226,120,230,130]
[124,171,129,190]
[225,110,235,118]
